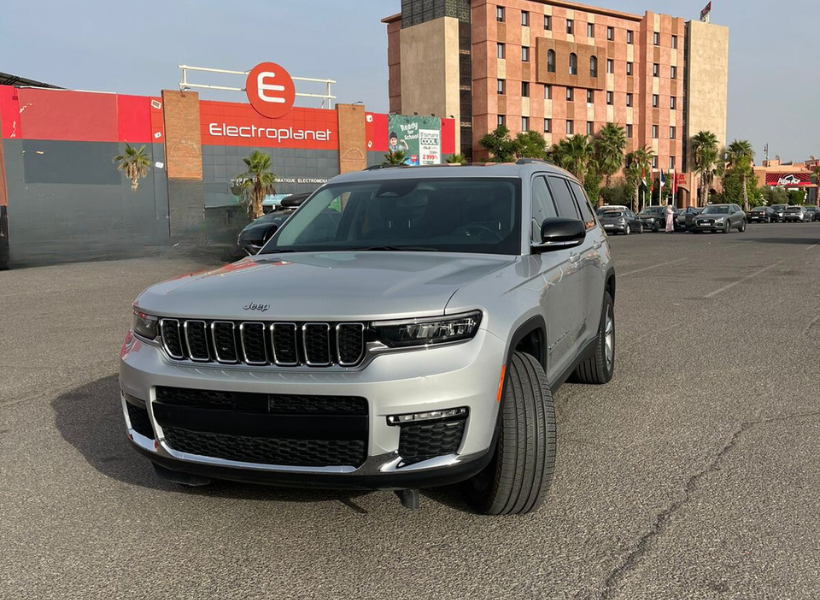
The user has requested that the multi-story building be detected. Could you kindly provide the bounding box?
[383,0,729,206]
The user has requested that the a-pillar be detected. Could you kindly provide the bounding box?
[161,90,205,244]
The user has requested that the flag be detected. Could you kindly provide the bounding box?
[670,170,676,199]
[659,169,665,194]
[642,168,647,189]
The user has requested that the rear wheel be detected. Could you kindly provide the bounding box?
[464,352,556,515]
[624,224,631,235]
[738,219,746,232]
[574,291,615,385]
[653,222,661,232]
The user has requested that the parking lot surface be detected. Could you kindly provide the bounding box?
[1,224,819,599]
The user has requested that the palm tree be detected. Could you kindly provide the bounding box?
[445,153,467,165]
[594,123,627,189]
[112,144,151,192]
[726,140,755,211]
[548,135,595,183]
[691,131,720,207]
[237,150,276,219]
[625,146,654,212]
[383,150,407,165]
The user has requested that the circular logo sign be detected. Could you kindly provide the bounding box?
[245,62,296,119]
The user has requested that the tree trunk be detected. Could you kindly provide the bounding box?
[742,174,749,212]
[131,177,139,192]
[633,185,639,212]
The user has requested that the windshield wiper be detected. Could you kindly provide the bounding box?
[352,245,438,252]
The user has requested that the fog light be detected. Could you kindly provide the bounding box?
[387,407,468,425]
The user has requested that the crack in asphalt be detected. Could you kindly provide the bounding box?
[596,409,820,600]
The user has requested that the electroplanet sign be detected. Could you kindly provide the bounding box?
[207,122,332,142]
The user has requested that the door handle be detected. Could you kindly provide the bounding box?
[593,241,603,249]
[570,253,581,263]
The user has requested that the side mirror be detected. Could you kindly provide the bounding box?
[262,224,279,244]
[533,218,586,252]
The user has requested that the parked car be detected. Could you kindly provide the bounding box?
[234,193,310,257]
[120,161,617,515]
[598,207,644,235]
[747,206,774,223]
[769,204,788,222]
[783,206,808,223]
[691,203,747,233]
[676,207,703,231]
[637,206,667,232]
[802,206,818,222]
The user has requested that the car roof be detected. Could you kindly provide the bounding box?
[330,162,577,185]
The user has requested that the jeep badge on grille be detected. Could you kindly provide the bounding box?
[243,303,270,312]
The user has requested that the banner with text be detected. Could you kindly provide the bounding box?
[387,115,443,166]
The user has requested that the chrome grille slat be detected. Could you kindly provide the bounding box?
[160,319,364,368]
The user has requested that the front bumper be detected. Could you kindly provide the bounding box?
[692,221,727,231]
[119,328,505,489]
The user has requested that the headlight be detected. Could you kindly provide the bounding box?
[373,311,482,348]
[714,217,725,222]
[133,309,158,340]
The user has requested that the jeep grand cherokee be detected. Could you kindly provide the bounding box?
[120,161,616,515]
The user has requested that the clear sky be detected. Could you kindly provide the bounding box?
[2,0,817,162]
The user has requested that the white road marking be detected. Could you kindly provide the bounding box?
[704,262,783,298]
[806,242,820,252]
[619,258,686,277]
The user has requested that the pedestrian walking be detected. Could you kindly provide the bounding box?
[665,202,675,232]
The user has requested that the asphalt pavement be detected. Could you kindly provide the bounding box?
[1,223,819,599]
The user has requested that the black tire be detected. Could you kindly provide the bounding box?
[653,222,661,232]
[738,219,746,232]
[574,291,615,385]
[624,224,631,235]
[723,222,730,234]
[638,223,644,234]
[464,352,556,516]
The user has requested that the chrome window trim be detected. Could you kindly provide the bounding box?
[159,318,185,360]
[239,322,268,365]
[270,323,300,366]
[336,323,365,367]
[210,321,239,364]
[183,320,210,362]
[303,323,332,367]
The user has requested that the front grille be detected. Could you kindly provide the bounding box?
[163,426,366,467]
[155,387,367,415]
[158,319,366,367]
[398,418,466,466]
[126,402,155,439]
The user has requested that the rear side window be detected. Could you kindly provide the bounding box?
[567,180,596,229]
[531,176,558,240]
[546,177,581,219]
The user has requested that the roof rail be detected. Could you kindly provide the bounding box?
[515,158,550,165]
[363,164,408,171]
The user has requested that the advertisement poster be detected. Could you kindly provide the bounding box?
[387,115,442,166]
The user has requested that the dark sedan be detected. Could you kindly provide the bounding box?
[769,204,788,222]
[637,206,667,232]
[692,203,747,233]
[802,206,818,222]
[748,206,774,223]
[235,193,310,256]
[598,208,644,235]
[676,207,703,231]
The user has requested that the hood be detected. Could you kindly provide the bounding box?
[135,251,515,321]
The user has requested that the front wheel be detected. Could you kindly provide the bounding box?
[723,222,731,234]
[638,223,644,234]
[464,352,556,515]
[653,222,661,232]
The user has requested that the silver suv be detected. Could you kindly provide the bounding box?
[120,161,616,515]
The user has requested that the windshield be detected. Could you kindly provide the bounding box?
[260,178,522,255]
[702,206,730,214]
[786,206,802,211]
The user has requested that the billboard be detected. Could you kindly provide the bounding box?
[387,115,443,165]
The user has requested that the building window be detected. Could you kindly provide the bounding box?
[544,15,551,30]
[566,120,574,135]
[497,43,505,59]
[590,55,598,77]
[587,23,594,37]
[606,59,614,74]
[498,114,506,127]
[521,10,529,26]
[547,49,556,73]
[586,121,594,135]
[544,118,551,133]
[626,93,633,107]
[669,156,676,170]
[522,116,530,130]
[652,156,658,168]
[670,96,677,110]
[670,65,677,79]
[569,53,578,75]
[522,81,530,97]
[652,125,658,138]
[497,79,505,94]
[522,46,530,62]
[544,84,552,99]
[652,94,659,108]
[653,31,660,45]
[566,87,574,101]
[496,6,504,22]
[653,63,660,77]
[586,89,594,103]
[670,126,676,139]
[606,91,613,105]
[672,35,678,49]
[567,19,574,35]
[627,30,634,44]
[607,26,614,40]
[626,62,633,76]
[626,124,633,138]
